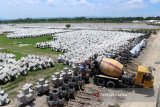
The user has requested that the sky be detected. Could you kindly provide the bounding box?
[0,0,160,19]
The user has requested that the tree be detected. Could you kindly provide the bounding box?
[66,24,71,29]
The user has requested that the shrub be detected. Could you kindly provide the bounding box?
[66,24,71,29]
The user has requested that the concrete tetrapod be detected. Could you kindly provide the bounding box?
[35,78,49,95]
[17,86,34,105]
[0,87,10,106]
[47,67,86,107]
[47,89,60,107]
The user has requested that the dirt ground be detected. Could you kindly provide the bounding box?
[8,31,160,107]
[120,30,160,107]
[65,30,160,107]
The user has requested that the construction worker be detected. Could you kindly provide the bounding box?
[80,62,86,77]
[80,62,90,83]
[86,57,92,69]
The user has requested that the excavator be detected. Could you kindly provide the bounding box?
[89,57,154,88]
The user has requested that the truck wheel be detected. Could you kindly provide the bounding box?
[96,78,105,86]
[107,81,116,88]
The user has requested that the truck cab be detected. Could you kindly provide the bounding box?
[135,65,154,88]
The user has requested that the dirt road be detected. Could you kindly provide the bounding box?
[139,31,160,88]
[121,31,160,107]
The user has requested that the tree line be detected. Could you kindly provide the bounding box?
[0,16,160,24]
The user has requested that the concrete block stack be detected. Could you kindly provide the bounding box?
[17,83,34,105]
[0,87,10,106]
[35,78,49,95]
[47,67,84,107]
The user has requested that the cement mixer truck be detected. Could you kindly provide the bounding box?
[91,57,154,88]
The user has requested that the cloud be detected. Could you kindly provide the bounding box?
[3,0,43,7]
[71,0,90,6]
[120,0,146,9]
[17,0,147,9]
[1,0,159,19]
[46,0,90,7]
[26,0,42,4]
[150,0,160,3]
[47,0,55,6]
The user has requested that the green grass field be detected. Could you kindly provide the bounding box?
[0,34,66,97]
[0,34,63,60]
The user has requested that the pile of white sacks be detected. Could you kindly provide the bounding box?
[130,39,147,57]
[0,53,55,84]
[0,24,70,39]
[7,28,70,39]
[36,30,144,64]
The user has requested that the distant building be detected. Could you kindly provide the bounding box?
[132,20,145,24]
[132,20,140,23]
[146,20,160,25]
